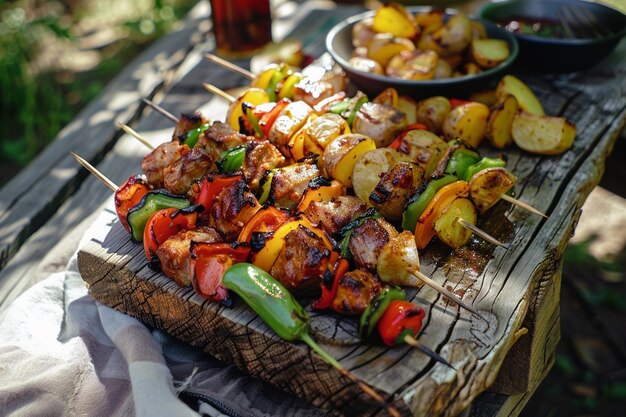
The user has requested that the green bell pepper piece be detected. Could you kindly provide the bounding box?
[444,148,480,179]
[217,146,246,173]
[359,286,406,340]
[179,122,210,148]
[401,174,457,232]
[127,190,190,241]
[462,157,506,182]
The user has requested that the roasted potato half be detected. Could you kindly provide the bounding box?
[372,3,418,39]
[367,33,416,67]
[442,101,490,147]
[396,129,449,177]
[434,197,477,248]
[511,112,576,155]
[468,167,517,213]
[471,38,510,69]
[377,231,424,287]
[415,96,451,133]
[429,12,473,57]
[352,148,399,205]
[322,133,377,187]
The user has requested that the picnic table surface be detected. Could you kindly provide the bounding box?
[1,1,625,416]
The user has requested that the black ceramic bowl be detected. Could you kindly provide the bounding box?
[325,7,519,99]
[478,0,626,73]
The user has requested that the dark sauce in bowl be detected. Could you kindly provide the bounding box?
[500,17,567,38]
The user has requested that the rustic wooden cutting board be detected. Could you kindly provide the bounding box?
[77,7,626,416]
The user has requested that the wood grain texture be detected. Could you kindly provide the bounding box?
[78,32,626,417]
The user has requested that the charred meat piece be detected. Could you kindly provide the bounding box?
[197,121,250,161]
[369,161,423,221]
[173,112,208,142]
[331,269,382,316]
[242,140,285,192]
[352,102,407,148]
[270,162,320,209]
[349,218,398,271]
[304,195,367,235]
[270,225,331,296]
[209,179,260,240]
[156,226,222,287]
[141,141,189,188]
[163,147,214,195]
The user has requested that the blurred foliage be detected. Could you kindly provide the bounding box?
[0,0,196,184]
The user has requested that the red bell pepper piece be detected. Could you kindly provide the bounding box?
[237,205,289,243]
[190,173,243,220]
[114,175,150,232]
[389,123,430,150]
[258,98,290,138]
[450,98,471,108]
[376,300,426,346]
[190,242,251,303]
[311,253,349,311]
[143,207,198,260]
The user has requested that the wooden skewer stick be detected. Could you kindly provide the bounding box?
[403,335,455,370]
[202,83,236,103]
[70,152,118,191]
[406,267,486,321]
[141,98,179,124]
[457,218,508,249]
[117,122,155,151]
[500,194,548,218]
[204,53,255,80]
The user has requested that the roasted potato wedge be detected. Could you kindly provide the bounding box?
[347,56,384,75]
[372,3,418,39]
[468,167,517,213]
[397,95,418,124]
[495,75,544,116]
[471,38,510,68]
[352,17,377,48]
[352,102,407,148]
[511,112,576,155]
[485,93,519,149]
[322,133,377,187]
[369,161,423,220]
[304,113,350,156]
[377,231,424,288]
[352,148,399,204]
[434,197,477,248]
[469,89,497,107]
[396,129,448,177]
[442,101,490,147]
[386,50,439,80]
[415,96,451,133]
[429,12,473,57]
[367,33,416,67]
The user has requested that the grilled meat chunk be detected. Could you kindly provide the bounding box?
[270,162,320,209]
[331,269,382,316]
[173,112,208,142]
[163,147,214,195]
[270,225,331,296]
[156,226,222,287]
[197,121,250,161]
[349,218,398,271]
[209,179,260,240]
[242,140,285,192]
[304,195,367,235]
[369,161,423,220]
[141,141,189,188]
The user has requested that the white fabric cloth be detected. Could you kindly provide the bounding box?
[0,221,330,417]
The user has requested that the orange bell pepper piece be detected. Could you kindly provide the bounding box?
[295,178,346,213]
[237,206,289,243]
[414,180,469,250]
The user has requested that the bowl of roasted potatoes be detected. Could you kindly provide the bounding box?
[326,3,519,99]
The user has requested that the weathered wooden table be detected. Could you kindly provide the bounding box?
[1,1,625,416]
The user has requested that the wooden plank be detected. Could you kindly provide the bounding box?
[77,33,626,416]
[0,2,213,272]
